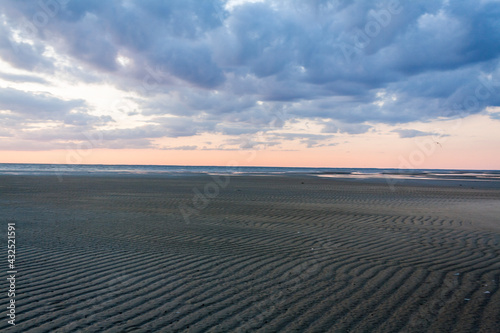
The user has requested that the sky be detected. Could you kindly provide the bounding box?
[1,0,500,169]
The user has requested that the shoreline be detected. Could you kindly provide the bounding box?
[2,171,500,188]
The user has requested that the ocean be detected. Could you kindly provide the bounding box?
[0,163,499,182]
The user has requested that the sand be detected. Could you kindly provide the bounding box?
[1,174,499,332]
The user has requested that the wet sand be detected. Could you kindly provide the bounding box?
[1,174,499,332]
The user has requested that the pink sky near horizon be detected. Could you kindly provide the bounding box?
[0,149,498,169]
[2,112,500,170]
[2,135,499,170]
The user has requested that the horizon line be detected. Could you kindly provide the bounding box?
[0,162,498,172]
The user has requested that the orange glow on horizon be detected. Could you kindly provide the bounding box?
[0,146,498,170]
[1,113,499,170]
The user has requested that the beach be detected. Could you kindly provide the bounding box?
[1,174,499,332]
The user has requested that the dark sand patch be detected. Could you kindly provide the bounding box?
[1,175,499,332]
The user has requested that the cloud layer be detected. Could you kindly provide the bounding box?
[1,0,500,151]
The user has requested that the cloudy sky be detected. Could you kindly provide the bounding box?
[1,0,500,168]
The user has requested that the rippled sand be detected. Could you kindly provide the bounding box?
[1,175,499,332]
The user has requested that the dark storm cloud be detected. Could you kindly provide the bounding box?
[1,0,500,149]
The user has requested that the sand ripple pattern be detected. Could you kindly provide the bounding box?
[0,175,499,332]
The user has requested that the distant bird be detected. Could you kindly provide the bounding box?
[434,141,443,148]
